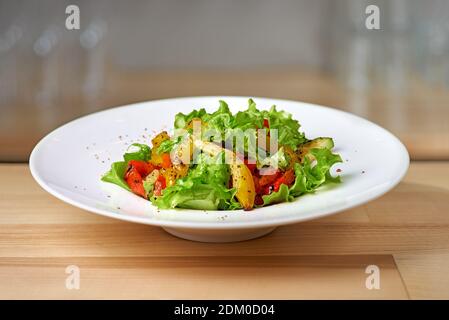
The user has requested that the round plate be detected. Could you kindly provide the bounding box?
[30,97,409,242]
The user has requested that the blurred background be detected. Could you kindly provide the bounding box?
[1,0,448,162]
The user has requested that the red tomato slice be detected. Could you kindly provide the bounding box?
[128,160,154,178]
[125,167,146,198]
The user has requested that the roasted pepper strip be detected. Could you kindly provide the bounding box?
[258,170,280,186]
[273,169,295,192]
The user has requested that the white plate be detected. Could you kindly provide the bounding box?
[30,97,409,242]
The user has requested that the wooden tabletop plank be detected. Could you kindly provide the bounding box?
[0,256,408,299]
[394,251,449,300]
[2,223,448,258]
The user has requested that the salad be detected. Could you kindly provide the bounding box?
[102,99,342,211]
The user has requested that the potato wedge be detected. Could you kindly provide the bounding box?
[194,140,256,210]
[230,162,256,210]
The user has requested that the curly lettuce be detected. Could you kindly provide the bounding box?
[173,99,306,152]
[152,154,241,210]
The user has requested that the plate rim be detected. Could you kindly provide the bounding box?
[29,96,410,229]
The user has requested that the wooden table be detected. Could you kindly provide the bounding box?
[1,163,448,299]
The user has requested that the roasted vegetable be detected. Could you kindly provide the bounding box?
[125,166,146,198]
[297,137,334,163]
[127,160,154,177]
[150,131,170,166]
[160,167,177,187]
[151,131,170,148]
[273,169,295,192]
[153,175,166,196]
[283,145,300,168]
[186,117,203,130]
[231,162,256,210]
[161,153,172,168]
[194,139,256,210]
[173,163,189,179]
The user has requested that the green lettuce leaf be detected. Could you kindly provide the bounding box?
[174,108,207,129]
[262,184,290,206]
[289,148,342,197]
[101,161,130,191]
[262,105,306,150]
[202,100,233,132]
[173,99,306,155]
[231,99,264,131]
[157,136,182,154]
[123,143,151,162]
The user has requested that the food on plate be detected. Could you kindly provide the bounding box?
[102,99,342,210]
